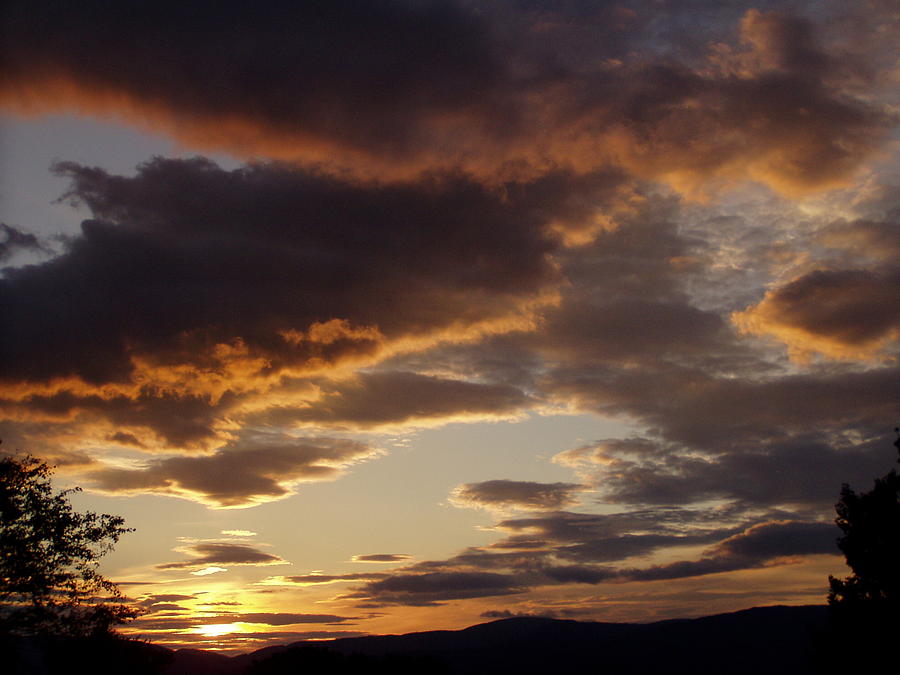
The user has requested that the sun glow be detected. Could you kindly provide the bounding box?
[194,622,244,637]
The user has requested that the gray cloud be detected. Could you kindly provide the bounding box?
[272,573,389,585]
[1,3,889,192]
[818,219,900,262]
[274,371,532,429]
[1,159,573,386]
[0,223,45,263]
[735,266,900,358]
[90,435,381,507]
[620,520,837,581]
[450,480,584,511]
[157,543,287,570]
[352,518,838,601]
[211,613,355,626]
[351,554,413,563]
[348,572,528,606]
[553,428,898,509]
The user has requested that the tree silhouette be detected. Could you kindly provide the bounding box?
[816,430,899,672]
[828,430,900,612]
[0,452,137,637]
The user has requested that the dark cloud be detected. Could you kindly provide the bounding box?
[0,158,572,387]
[9,388,235,449]
[547,366,900,498]
[354,517,838,600]
[620,520,837,581]
[554,421,898,510]
[486,537,550,550]
[480,609,556,619]
[450,480,584,511]
[488,509,742,564]
[157,542,287,570]
[131,611,356,630]
[738,9,831,77]
[735,266,900,359]
[274,371,532,429]
[349,572,527,606]
[818,219,900,262]
[143,628,369,652]
[272,573,389,585]
[542,565,617,585]
[91,435,380,507]
[142,603,189,613]
[212,613,355,626]
[0,3,888,191]
[0,223,44,262]
[1,0,505,167]
[106,431,146,448]
[137,594,196,606]
[351,554,413,563]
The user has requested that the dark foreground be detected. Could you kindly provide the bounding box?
[7,605,834,675]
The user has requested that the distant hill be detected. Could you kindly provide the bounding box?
[229,604,829,675]
[7,605,831,674]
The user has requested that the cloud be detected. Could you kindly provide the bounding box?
[619,520,837,581]
[1,4,888,192]
[191,566,227,576]
[551,423,898,510]
[0,159,567,387]
[734,265,900,362]
[487,509,739,565]
[136,593,196,609]
[0,159,621,452]
[479,609,556,619]
[272,371,532,429]
[351,554,413,563]
[545,365,900,499]
[0,223,45,263]
[349,517,838,601]
[210,613,356,626]
[733,206,900,362]
[156,542,287,570]
[262,573,389,586]
[348,571,527,606]
[817,220,900,262]
[1,0,505,173]
[90,434,381,507]
[5,388,236,449]
[131,612,356,630]
[450,480,584,511]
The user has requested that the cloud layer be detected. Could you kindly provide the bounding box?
[91,435,381,507]
[1,2,891,192]
[451,480,584,511]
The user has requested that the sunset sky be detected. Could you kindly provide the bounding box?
[1,0,898,653]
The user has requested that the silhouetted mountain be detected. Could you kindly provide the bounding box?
[164,648,242,675]
[6,605,831,674]
[234,605,829,675]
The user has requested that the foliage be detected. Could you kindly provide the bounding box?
[0,453,137,637]
[827,431,900,613]
[814,432,900,673]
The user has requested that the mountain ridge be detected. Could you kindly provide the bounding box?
[7,604,831,674]
[221,604,829,675]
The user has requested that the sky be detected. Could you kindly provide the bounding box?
[1,0,899,654]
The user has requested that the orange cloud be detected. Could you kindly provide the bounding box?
[88,435,384,507]
[733,267,900,361]
[1,5,888,195]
